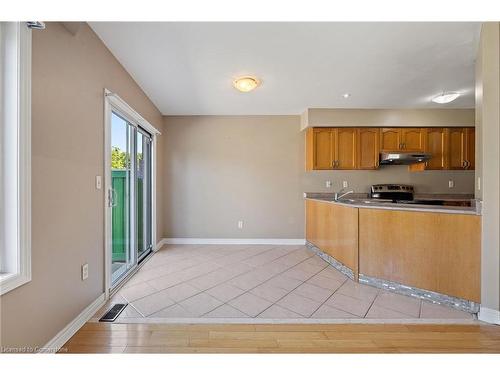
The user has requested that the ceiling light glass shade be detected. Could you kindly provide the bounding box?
[432,92,460,104]
[233,76,260,92]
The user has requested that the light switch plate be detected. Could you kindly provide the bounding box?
[95,176,102,190]
[237,220,243,229]
[342,181,348,188]
[448,180,454,188]
[325,180,332,188]
[82,263,89,280]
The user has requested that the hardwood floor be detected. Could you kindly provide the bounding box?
[59,322,500,353]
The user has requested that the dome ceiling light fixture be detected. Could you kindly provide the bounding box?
[342,93,351,98]
[233,76,260,92]
[431,91,461,104]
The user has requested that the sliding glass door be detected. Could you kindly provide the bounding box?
[136,129,153,261]
[110,111,153,287]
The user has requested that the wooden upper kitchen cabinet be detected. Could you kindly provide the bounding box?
[380,128,425,152]
[466,128,475,169]
[335,128,357,169]
[306,126,474,171]
[401,128,425,151]
[305,128,335,170]
[357,128,380,169]
[380,128,401,152]
[424,128,448,170]
[448,127,475,170]
[305,127,356,170]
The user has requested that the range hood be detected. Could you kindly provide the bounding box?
[379,152,431,165]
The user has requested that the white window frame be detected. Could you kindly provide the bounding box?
[0,22,32,295]
[103,89,160,297]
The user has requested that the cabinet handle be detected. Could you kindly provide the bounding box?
[462,160,466,168]
[465,160,470,169]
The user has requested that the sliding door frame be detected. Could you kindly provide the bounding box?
[103,89,160,298]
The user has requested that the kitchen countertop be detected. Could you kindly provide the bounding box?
[304,192,481,215]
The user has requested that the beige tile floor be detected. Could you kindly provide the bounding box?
[94,244,475,322]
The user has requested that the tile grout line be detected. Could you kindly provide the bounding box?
[362,290,381,318]
[132,243,269,282]
[364,293,422,319]
[136,245,311,317]
[196,249,321,318]
[123,245,402,320]
[307,277,350,318]
[254,263,333,318]
[140,243,284,287]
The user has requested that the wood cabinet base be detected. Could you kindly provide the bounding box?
[305,199,481,304]
[305,200,359,279]
[358,208,481,303]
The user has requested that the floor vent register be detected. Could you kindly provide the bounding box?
[99,303,128,322]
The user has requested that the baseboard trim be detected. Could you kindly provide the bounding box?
[478,306,500,325]
[160,238,306,246]
[39,293,106,353]
[155,238,166,251]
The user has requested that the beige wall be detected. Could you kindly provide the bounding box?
[161,115,474,239]
[301,108,475,130]
[161,116,305,239]
[476,22,500,312]
[0,22,164,348]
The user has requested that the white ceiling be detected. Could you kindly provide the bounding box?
[89,22,481,115]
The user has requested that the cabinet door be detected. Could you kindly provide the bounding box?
[313,128,335,169]
[424,128,448,170]
[466,128,475,170]
[380,128,401,151]
[334,128,357,169]
[448,128,467,169]
[357,128,380,169]
[401,128,425,151]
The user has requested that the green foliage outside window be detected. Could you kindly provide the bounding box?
[112,147,143,169]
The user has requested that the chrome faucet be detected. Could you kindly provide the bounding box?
[334,188,354,201]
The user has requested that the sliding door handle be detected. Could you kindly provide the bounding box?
[108,188,118,207]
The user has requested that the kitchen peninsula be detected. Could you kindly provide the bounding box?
[305,193,481,312]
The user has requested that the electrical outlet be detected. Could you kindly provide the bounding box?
[95,176,102,190]
[237,220,243,229]
[81,263,89,280]
[448,180,454,189]
[342,181,348,188]
[325,180,332,188]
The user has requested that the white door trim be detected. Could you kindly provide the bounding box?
[103,89,158,297]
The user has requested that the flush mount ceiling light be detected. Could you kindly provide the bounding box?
[342,93,351,98]
[233,76,260,92]
[432,91,460,104]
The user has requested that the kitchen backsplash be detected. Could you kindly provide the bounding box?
[302,166,475,195]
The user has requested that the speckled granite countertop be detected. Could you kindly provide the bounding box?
[304,192,481,215]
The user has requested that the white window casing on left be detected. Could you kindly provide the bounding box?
[0,22,32,295]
